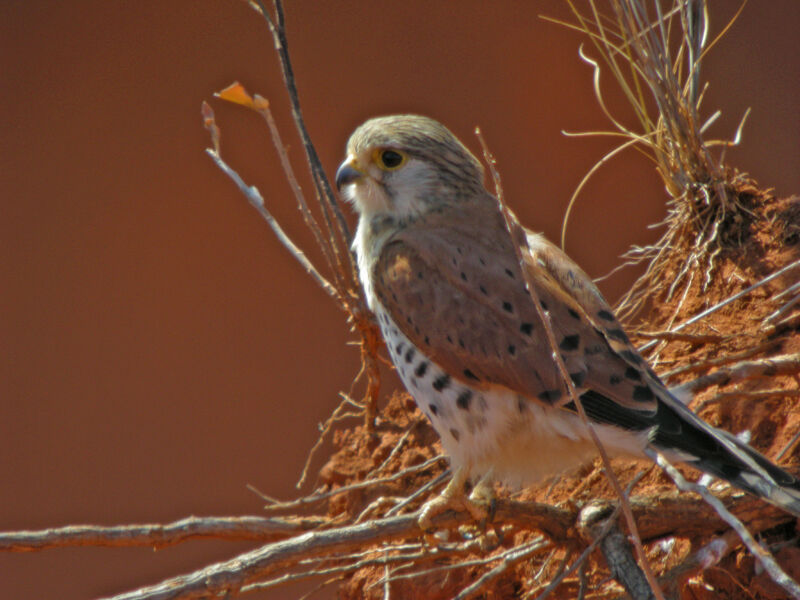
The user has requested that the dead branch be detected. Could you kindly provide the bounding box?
[671,353,800,396]
[660,339,779,379]
[5,487,793,598]
[0,515,326,552]
[649,450,800,599]
[578,502,655,600]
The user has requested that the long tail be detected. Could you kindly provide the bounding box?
[650,392,800,516]
[577,388,800,516]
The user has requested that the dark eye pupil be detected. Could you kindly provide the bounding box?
[381,150,403,168]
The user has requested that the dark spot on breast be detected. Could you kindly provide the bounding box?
[429,403,439,416]
[633,386,655,402]
[404,347,415,363]
[610,374,622,385]
[458,338,466,349]
[540,300,548,310]
[460,271,467,281]
[606,328,628,342]
[456,247,463,255]
[479,284,489,295]
[507,344,516,356]
[559,334,580,351]
[624,366,641,381]
[433,374,451,391]
[538,389,562,403]
[417,271,424,279]
[450,428,461,442]
[597,309,615,321]
[502,301,513,313]
[415,361,428,377]
[620,349,642,364]
[391,292,398,302]
[406,316,413,325]
[520,322,534,335]
[424,336,430,345]
[463,369,480,381]
[456,390,472,409]
[567,308,581,320]
[570,371,586,387]
[446,335,453,344]
[479,257,486,265]
[505,268,515,279]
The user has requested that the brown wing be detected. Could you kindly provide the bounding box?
[522,231,666,408]
[373,203,657,412]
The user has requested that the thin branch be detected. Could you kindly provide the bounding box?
[202,104,340,303]
[263,455,446,513]
[477,127,666,600]
[648,450,800,599]
[452,538,551,600]
[671,353,800,396]
[638,257,800,352]
[0,515,326,552]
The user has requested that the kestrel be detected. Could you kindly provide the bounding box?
[335,114,800,522]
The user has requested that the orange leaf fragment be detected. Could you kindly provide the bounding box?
[215,81,269,112]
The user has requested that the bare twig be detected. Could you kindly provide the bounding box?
[671,353,800,396]
[0,515,326,552]
[659,339,779,379]
[638,257,800,352]
[648,450,800,598]
[262,455,446,513]
[657,529,740,593]
[451,538,551,600]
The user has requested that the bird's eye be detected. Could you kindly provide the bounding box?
[375,149,406,170]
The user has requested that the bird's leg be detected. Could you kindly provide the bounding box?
[418,467,469,531]
[468,468,497,524]
[418,467,494,531]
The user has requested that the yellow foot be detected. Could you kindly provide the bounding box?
[418,468,495,531]
[468,473,497,526]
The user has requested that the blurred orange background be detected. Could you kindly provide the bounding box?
[1,2,798,598]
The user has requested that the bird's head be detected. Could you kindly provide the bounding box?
[335,115,485,221]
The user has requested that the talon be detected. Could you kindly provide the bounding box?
[418,467,469,531]
[468,472,496,527]
[418,468,497,534]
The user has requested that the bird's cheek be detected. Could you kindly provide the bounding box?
[353,180,393,216]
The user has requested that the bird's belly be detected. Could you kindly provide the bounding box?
[376,309,648,485]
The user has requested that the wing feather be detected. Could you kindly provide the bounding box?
[373,205,657,413]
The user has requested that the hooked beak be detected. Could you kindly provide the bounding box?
[335,156,365,191]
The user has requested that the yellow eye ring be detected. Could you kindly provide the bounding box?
[374,148,407,171]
